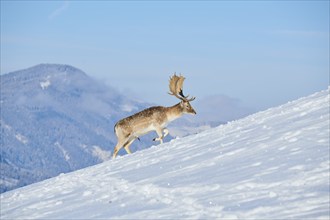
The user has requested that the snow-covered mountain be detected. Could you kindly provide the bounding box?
[0,64,158,193]
[1,87,328,219]
[0,64,221,193]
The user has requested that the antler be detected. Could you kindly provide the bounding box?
[168,73,195,102]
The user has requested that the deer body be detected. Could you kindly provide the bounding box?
[112,74,196,159]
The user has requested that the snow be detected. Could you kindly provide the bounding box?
[55,142,70,161]
[0,178,18,189]
[40,78,51,90]
[92,145,112,162]
[169,124,212,137]
[1,64,158,192]
[1,88,329,219]
[0,120,12,131]
[15,133,28,144]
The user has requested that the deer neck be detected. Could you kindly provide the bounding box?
[166,103,184,122]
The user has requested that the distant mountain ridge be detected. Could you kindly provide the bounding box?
[0,64,155,193]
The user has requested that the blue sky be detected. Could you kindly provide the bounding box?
[1,1,329,110]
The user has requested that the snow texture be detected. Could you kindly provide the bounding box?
[1,87,329,219]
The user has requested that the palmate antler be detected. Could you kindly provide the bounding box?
[168,73,195,102]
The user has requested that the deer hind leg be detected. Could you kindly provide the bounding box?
[112,142,122,159]
[112,135,130,159]
[113,140,125,159]
[124,137,137,154]
[153,127,166,144]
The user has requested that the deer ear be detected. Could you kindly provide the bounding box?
[180,101,184,107]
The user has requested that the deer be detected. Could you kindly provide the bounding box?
[112,74,196,159]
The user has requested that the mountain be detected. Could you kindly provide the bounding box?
[0,64,222,193]
[0,64,155,193]
[1,87,328,219]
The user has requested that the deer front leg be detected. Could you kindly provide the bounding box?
[163,128,169,138]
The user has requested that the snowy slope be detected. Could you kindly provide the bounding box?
[1,88,329,219]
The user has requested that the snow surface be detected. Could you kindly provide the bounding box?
[1,88,329,219]
[40,77,51,90]
[15,133,29,145]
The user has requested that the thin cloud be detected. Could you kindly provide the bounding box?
[269,29,328,38]
[48,1,69,20]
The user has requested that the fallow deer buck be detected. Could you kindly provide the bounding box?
[112,74,196,159]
